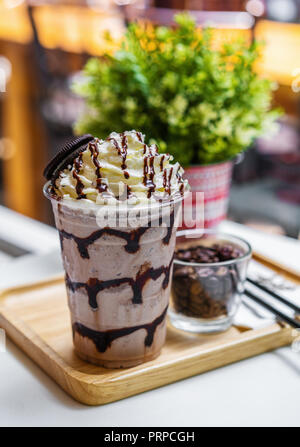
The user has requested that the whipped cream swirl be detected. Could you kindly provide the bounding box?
[53,130,188,204]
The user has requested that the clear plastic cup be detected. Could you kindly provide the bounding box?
[44,182,183,368]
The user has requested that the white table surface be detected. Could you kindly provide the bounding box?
[0,205,300,427]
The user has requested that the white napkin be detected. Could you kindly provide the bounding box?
[220,221,300,276]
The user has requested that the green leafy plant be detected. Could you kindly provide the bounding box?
[73,13,280,166]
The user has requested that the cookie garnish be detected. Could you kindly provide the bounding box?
[43,134,94,181]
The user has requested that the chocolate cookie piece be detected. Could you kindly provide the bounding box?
[44,134,94,181]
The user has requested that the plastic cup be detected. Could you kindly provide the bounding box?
[44,183,183,368]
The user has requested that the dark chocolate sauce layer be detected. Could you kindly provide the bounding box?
[59,226,149,259]
[59,208,175,260]
[65,256,174,309]
[73,305,168,352]
[163,210,175,245]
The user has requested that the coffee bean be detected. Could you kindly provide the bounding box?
[190,280,203,295]
[197,268,213,278]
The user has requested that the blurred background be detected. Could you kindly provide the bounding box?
[0,0,299,236]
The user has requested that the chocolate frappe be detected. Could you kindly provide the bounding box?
[44,130,188,368]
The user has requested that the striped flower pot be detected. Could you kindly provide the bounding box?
[182,161,233,229]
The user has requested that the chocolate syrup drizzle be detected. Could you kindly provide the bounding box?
[89,140,108,194]
[163,167,173,196]
[59,206,175,260]
[73,305,168,352]
[108,134,128,176]
[120,133,128,171]
[55,131,185,202]
[162,210,175,245]
[143,156,156,199]
[136,131,143,143]
[59,226,149,259]
[175,165,185,197]
[65,256,174,309]
[73,152,86,199]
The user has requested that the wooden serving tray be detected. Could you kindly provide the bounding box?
[0,275,295,406]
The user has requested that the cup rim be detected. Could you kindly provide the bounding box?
[43,180,188,212]
[174,229,252,267]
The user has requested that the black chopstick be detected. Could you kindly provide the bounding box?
[247,277,300,314]
[244,288,300,329]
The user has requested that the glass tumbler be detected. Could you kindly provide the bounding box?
[168,229,252,333]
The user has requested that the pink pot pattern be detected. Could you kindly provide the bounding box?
[183,161,233,228]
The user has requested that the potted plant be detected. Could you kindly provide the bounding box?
[73,13,280,227]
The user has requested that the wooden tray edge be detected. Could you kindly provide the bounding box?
[253,252,300,281]
[0,307,293,406]
[0,274,64,300]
